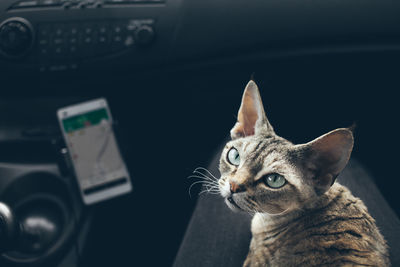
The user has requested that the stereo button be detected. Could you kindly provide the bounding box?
[38,38,48,46]
[99,26,107,35]
[69,36,78,45]
[83,24,95,35]
[53,37,64,45]
[37,26,50,47]
[111,35,124,51]
[38,25,51,37]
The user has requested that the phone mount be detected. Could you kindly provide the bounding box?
[50,136,73,178]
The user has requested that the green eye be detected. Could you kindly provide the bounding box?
[227,147,240,166]
[264,173,286,188]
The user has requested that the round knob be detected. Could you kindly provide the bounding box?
[0,202,20,252]
[134,25,155,46]
[0,18,34,58]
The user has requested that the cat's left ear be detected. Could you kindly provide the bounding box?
[230,80,274,139]
[296,128,354,195]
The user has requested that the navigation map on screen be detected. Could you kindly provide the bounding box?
[63,108,127,194]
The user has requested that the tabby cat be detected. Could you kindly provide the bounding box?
[218,80,389,266]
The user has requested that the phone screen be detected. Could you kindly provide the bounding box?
[59,99,131,204]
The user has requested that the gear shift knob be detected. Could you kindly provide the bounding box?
[0,202,20,252]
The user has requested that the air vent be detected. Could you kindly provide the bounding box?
[9,0,165,10]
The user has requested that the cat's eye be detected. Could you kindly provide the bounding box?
[227,147,240,166]
[264,173,286,189]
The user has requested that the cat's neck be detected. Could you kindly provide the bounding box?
[251,183,352,234]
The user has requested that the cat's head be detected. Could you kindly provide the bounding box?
[218,80,354,214]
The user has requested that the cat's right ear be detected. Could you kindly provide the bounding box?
[230,80,274,139]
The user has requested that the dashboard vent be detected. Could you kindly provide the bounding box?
[9,0,165,10]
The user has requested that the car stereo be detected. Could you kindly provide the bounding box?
[0,0,180,72]
[0,17,155,59]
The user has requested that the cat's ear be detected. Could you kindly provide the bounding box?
[297,128,354,195]
[230,80,274,139]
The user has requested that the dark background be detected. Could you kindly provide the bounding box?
[1,0,400,266]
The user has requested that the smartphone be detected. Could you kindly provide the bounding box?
[57,98,132,205]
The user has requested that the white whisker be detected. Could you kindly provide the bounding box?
[192,171,215,182]
[194,167,218,180]
[187,175,213,181]
[193,170,217,183]
[188,167,221,198]
[188,179,219,197]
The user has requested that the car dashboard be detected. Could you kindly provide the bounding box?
[1,0,400,75]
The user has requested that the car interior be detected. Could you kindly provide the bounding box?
[0,0,400,266]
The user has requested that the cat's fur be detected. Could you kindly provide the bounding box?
[218,80,389,266]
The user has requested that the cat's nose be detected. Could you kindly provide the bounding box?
[230,181,245,193]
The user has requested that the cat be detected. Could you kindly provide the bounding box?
[218,80,389,266]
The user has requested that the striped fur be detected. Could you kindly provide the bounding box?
[218,80,389,266]
[245,184,388,266]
